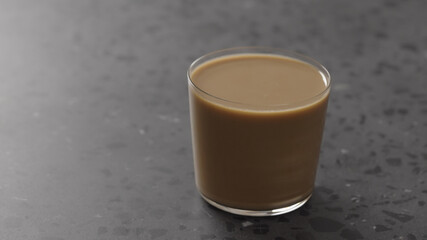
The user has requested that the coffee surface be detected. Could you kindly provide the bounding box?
[191,54,327,107]
[189,53,330,210]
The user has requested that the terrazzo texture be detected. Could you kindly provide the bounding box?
[1,0,426,239]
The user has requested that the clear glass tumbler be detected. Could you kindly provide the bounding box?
[187,47,331,216]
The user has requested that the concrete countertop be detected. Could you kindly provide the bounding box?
[1,0,426,239]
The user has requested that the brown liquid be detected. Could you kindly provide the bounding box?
[189,54,330,210]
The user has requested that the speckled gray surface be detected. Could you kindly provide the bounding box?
[1,0,426,239]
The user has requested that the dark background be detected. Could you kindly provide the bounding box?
[1,0,426,239]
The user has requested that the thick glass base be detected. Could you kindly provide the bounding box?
[201,193,312,217]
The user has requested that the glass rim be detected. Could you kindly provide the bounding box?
[187,46,331,110]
